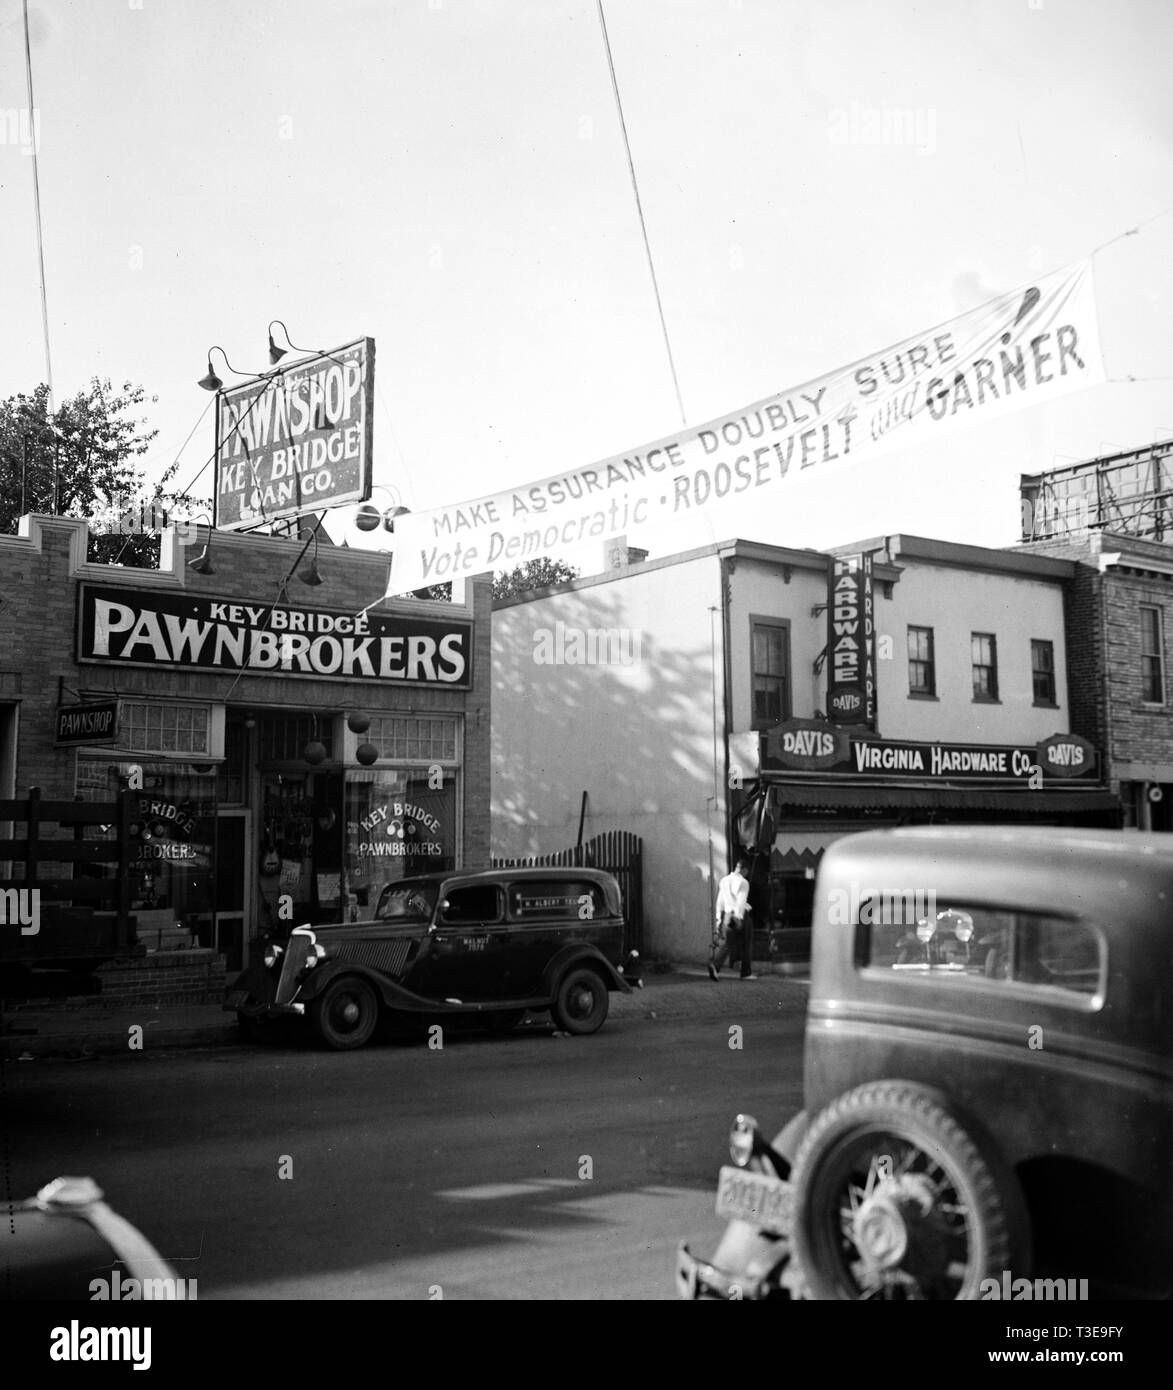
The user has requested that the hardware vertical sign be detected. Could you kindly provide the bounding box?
[826,553,876,729]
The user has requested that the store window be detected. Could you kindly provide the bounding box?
[1032,639,1056,706]
[116,702,211,755]
[367,715,457,762]
[751,620,791,729]
[76,756,218,948]
[907,626,935,696]
[345,767,458,915]
[1141,606,1164,704]
[972,632,999,701]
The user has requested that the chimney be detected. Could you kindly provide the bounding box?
[603,536,648,573]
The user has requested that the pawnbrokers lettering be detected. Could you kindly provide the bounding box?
[78,585,472,687]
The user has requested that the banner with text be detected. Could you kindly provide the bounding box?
[386,261,1103,595]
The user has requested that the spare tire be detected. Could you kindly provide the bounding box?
[790,1081,1030,1300]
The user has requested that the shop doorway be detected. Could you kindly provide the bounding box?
[214,809,251,972]
[257,768,345,930]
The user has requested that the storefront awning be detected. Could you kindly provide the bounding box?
[767,782,1120,816]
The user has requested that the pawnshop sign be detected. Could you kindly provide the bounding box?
[215,338,374,530]
[77,585,472,688]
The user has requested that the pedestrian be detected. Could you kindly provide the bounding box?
[709,857,756,980]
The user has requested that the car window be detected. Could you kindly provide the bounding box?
[375,883,438,922]
[439,884,503,924]
[508,880,606,921]
[862,899,1102,997]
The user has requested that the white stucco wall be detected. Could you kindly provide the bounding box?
[875,560,1069,743]
[491,551,727,961]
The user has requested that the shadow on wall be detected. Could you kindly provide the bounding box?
[492,584,724,960]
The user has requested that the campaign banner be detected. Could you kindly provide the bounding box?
[827,554,876,728]
[216,338,374,530]
[77,584,472,687]
[385,261,1103,595]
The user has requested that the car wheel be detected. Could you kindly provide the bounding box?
[790,1081,1029,1300]
[551,968,609,1035]
[309,977,380,1051]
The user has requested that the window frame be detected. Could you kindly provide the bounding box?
[1140,605,1165,706]
[749,616,792,731]
[1031,638,1057,707]
[971,632,999,703]
[907,625,936,698]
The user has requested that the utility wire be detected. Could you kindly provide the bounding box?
[22,0,53,408]
[596,0,687,428]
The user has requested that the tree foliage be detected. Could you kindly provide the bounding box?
[492,556,580,600]
[0,379,206,566]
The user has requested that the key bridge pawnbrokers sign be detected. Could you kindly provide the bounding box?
[78,585,472,688]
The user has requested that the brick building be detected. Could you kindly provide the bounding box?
[0,515,492,972]
[1019,528,1173,830]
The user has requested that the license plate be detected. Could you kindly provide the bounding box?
[715,1165,794,1236]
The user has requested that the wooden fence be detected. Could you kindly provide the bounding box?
[492,829,644,955]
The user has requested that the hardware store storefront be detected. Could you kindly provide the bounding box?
[0,516,492,970]
[744,720,1120,949]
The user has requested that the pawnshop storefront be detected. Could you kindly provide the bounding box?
[745,719,1119,946]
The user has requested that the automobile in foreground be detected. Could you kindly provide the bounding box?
[226,866,639,1049]
[4,1176,183,1300]
[676,826,1173,1300]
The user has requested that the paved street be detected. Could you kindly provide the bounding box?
[3,988,805,1300]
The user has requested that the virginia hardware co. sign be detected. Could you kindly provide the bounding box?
[762,720,1098,782]
[77,585,472,688]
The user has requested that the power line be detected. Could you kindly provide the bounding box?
[596,0,687,428]
[22,0,53,408]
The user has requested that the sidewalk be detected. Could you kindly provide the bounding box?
[1,965,810,1062]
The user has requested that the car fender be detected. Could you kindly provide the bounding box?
[541,943,631,997]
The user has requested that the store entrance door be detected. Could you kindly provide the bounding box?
[257,769,345,929]
[215,809,251,971]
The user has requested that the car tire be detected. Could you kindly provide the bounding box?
[309,977,380,1051]
[790,1081,1030,1300]
[551,967,609,1035]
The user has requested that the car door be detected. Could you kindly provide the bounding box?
[413,882,510,1002]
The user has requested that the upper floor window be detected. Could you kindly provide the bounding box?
[1141,606,1164,704]
[972,633,998,701]
[751,620,791,729]
[1031,639,1056,706]
[907,626,935,696]
[118,702,210,755]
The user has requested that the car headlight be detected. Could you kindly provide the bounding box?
[263,942,284,970]
[303,943,327,970]
[729,1113,760,1168]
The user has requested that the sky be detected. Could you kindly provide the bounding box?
[2,0,1171,578]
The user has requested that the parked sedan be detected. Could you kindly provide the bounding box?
[226,866,639,1049]
[677,826,1173,1300]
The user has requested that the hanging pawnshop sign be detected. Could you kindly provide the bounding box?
[77,585,472,688]
[55,700,120,746]
[385,260,1103,595]
[761,724,1099,784]
[215,337,374,531]
[826,554,876,728]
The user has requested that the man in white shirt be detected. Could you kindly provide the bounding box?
[709,858,756,980]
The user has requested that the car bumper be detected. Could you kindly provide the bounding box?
[675,1220,798,1300]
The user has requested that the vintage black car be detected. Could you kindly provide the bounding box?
[226,866,638,1050]
[677,826,1173,1300]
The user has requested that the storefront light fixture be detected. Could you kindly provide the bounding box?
[184,514,218,576]
[198,346,263,393]
[356,485,411,534]
[267,319,320,366]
